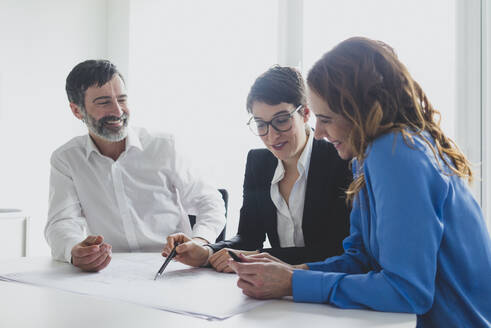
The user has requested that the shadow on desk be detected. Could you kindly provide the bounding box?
[237,298,416,328]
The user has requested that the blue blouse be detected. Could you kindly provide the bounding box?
[292,131,491,327]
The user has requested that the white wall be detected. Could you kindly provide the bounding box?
[127,0,279,237]
[1,0,488,256]
[0,0,107,255]
[302,0,456,140]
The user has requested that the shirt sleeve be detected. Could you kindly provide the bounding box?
[44,152,87,263]
[170,143,226,244]
[292,134,447,314]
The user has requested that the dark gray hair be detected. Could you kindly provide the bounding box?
[65,59,125,108]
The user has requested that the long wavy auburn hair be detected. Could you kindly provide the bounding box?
[307,37,472,204]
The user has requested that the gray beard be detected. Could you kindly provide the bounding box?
[80,107,129,142]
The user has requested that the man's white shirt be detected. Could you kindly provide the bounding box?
[45,127,226,262]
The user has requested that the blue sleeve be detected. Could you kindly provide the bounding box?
[293,133,447,314]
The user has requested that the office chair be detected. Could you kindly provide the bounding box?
[188,189,228,243]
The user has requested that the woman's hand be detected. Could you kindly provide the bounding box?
[240,252,289,266]
[209,248,259,273]
[228,256,294,299]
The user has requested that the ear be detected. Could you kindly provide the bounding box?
[69,102,84,120]
[302,106,311,123]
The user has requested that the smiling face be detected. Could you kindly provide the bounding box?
[308,88,354,160]
[251,101,310,165]
[71,75,129,142]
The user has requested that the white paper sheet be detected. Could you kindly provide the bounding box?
[0,253,267,320]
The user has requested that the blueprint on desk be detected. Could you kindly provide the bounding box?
[0,253,267,320]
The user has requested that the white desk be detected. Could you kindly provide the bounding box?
[0,256,416,328]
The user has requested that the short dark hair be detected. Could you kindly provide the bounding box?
[65,59,124,107]
[246,65,306,113]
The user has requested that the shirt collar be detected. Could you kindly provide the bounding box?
[125,126,143,152]
[271,128,314,184]
[84,126,142,160]
[271,160,285,184]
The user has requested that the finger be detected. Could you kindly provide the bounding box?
[229,261,265,275]
[237,271,258,285]
[208,251,221,263]
[246,252,272,260]
[168,233,190,246]
[242,288,265,300]
[175,233,191,243]
[78,248,109,271]
[227,259,239,273]
[242,289,256,298]
[248,252,283,264]
[240,256,271,263]
[94,235,104,244]
[237,278,258,298]
[209,250,230,265]
[104,243,112,255]
[223,266,235,273]
[175,241,194,255]
[83,235,98,244]
[164,234,183,255]
[239,253,273,263]
[237,277,253,288]
[209,252,228,269]
[72,244,101,258]
[74,251,102,266]
[83,235,104,246]
[87,250,110,269]
[161,244,172,257]
[92,253,112,272]
[214,258,231,272]
[165,235,177,249]
[161,248,172,257]
[74,244,110,265]
[209,247,228,261]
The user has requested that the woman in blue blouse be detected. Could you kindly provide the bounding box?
[229,37,491,327]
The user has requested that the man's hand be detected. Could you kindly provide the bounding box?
[228,255,294,299]
[71,235,112,272]
[162,233,210,267]
[209,248,259,273]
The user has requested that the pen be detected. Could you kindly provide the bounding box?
[227,250,243,262]
[154,242,179,280]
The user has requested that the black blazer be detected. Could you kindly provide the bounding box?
[209,138,352,264]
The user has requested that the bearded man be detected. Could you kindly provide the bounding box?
[45,60,225,272]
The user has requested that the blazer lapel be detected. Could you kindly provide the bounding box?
[260,151,281,247]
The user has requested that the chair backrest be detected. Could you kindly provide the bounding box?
[188,188,228,243]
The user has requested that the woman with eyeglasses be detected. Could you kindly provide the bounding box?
[228,38,491,328]
[163,66,352,272]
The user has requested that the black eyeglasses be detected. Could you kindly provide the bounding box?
[247,105,303,136]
